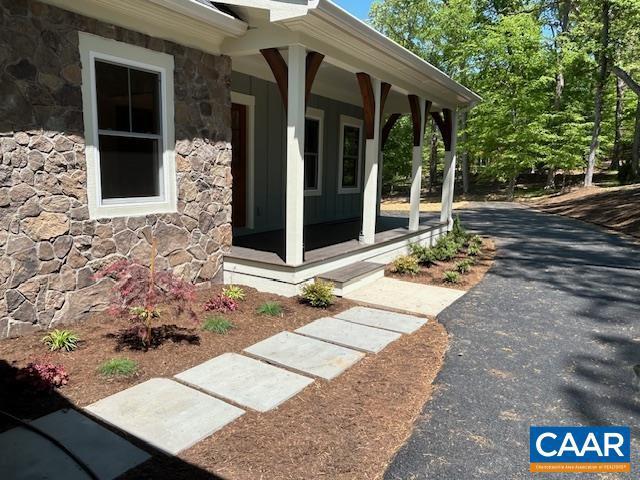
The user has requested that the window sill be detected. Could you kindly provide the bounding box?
[90,199,177,220]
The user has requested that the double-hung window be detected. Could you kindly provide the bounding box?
[304,108,323,196]
[338,115,363,194]
[79,33,176,219]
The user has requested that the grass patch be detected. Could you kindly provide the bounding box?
[257,301,283,316]
[98,358,138,377]
[202,316,234,334]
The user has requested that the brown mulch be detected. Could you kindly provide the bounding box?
[0,287,354,425]
[530,184,640,239]
[123,321,448,480]
[0,284,450,480]
[387,238,496,291]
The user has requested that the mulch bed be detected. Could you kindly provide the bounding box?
[387,238,496,291]
[0,284,450,480]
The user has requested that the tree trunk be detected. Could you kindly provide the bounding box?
[460,111,470,194]
[429,119,438,194]
[506,175,517,201]
[585,0,610,187]
[612,77,625,170]
[633,99,640,177]
[545,168,556,190]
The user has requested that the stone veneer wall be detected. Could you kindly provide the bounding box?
[0,0,233,337]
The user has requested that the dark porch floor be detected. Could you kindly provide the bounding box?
[229,214,441,266]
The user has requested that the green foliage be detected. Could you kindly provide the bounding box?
[222,285,246,301]
[468,244,481,257]
[433,235,460,261]
[42,330,79,352]
[409,243,437,266]
[202,316,234,334]
[451,216,467,241]
[456,259,474,274]
[257,301,282,316]
[392,255,421,275]
[443,270,461,284]
[469,235,483,247]
[99,358,138,377]
[300,280,335,308]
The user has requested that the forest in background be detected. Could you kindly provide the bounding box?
[369,0,640,200]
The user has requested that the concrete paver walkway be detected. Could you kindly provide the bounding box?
[385,204,640,479]
[334,305,429,333]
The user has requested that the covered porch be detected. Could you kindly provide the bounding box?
[221,1,480,295]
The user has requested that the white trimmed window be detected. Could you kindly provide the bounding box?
[79,33,176,219]
[338,115,363,194]
[304,107,324,196]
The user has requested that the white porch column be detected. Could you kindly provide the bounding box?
[285,44,306,265]
[376,151,383,216]
[409,97,426,231]
[440,109,458,228]
[361,77,382,244]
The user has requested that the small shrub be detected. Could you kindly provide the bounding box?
[257,301,282,316]
[433,236,460,261]
[95,240,197,347]
[409,243,437,266]
[467,244,481,257]
[456,259,474,274]
[443,270,461,284]
[222,285,246,301]
[392,255,421,275]
[16,362,69,390]
[99,358,138,377]
[202,316,234,334]
[204,294,238,313]
[300,280,335,308]
[470,235,483,247]
[42,329,79,352]
[452,215,468,241]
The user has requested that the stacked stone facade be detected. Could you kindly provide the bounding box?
[0,0,233,337]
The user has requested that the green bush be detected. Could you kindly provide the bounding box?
[222,285,246,301]
[433,235,460,261]
[443,270,461,284]
[257,301,283,316]
[456,259,474,274]
[42,329,80,352]
[392,255,421,275]
[202,316,234,334]
[470,235,483,247]
[409,243,437,266]
[452,215,468,241]
[301,280,335,308]
[467,244,481,257]
[99,358,138,377]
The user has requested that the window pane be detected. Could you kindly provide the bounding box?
[305,153,318,190]
[342,156,357,188]
[305,118,319,154]
[130,68,160,134]
[343,126,360,158]
[96,61,131,132]
[99,135,160,199]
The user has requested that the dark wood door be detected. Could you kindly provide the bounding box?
[231,103,247,228]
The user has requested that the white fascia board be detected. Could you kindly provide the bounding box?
[148,0,247,36]
[217,0,311,21]
[293,0,482,107]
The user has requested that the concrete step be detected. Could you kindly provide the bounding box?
[317,261,385,296]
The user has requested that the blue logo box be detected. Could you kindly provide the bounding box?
[530,426,630,472]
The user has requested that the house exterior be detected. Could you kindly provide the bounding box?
[0,0,480,337]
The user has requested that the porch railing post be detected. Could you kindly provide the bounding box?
[440,109,458,229]
[285,44,306,265]
[361,76,381,244]
[409,97,426,231]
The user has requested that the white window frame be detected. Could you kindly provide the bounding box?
[338,115,364,194]
[230,91,256,230]
[79,32,176,219]
[304,107,324,197]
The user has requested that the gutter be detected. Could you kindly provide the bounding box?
[148,0,248,37]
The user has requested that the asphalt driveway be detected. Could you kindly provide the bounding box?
[385,203,640,479]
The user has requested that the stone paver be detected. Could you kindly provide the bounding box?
[0,409,150,480]
[345,277,464,316]
[175,353,314,412]
[334,306,428,334]
[295,317,402,353]
[85,378,244,455]
[244,331,365,380]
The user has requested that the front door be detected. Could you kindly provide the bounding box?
[231,103,247,228]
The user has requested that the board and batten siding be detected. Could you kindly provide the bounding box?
[231,71,364,236]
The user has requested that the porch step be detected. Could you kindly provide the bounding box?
[317,262,385,296]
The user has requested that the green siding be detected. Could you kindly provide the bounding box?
[232,71,364,235]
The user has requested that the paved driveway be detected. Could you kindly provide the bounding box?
[385,203,640,479]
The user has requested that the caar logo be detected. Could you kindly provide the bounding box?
[530,426,631,473]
